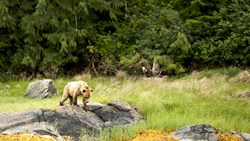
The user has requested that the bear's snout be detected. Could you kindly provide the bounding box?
[85,95,90,98]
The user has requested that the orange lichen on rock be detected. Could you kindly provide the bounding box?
[0,132,73,141]
[129,130,178,141]
[129,130,246,141]
[217,133,242,141]
[0,131,246,141]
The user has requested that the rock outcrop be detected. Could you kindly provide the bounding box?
[2,85,10,90]
[172,124,218,141]
[23,79,57,98]
[0,100,142,141]
[94,100,142,125]
[231,130,250,141]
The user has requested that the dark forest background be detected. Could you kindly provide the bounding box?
[0,0,249,78]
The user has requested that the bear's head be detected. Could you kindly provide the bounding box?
[81,86,92,98]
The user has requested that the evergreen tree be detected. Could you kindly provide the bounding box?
[0,0,249,78]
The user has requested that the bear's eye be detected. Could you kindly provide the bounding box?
[83,89,86,93]
[91,89,93,92]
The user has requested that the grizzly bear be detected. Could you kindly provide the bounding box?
[60,80,92,111]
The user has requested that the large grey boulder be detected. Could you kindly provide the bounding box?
[108,100,133,111]
[24,79,57,98]
[93,100,143,126]
[231,130,250,141]
[53,105,104,139]
[0,100,142,141]
[2,85,10,90]
[172,124,218,141]
[2,122,59,136]
[0,110,41,133]
[88,102,106,111]
[241,133,250,141]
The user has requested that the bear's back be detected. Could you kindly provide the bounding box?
[66,81,88,92]
[76,80,88,87]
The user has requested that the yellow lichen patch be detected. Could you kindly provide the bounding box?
[129,130,178,141]
[129,130,247,141]
[217,133,242,141]
[0,132,73,141]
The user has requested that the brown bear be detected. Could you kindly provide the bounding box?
[60,80,92,111]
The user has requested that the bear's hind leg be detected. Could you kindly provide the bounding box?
[60,95,68,106]
[60,89,69,106]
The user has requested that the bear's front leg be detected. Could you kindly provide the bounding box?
[72,93,79,106]
[83,104,89,111]
[83,97,89,111]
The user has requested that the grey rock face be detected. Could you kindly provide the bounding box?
[108,100,133,111]
[0,100,142,141]
[172,124,218,141]
[94,100,143,126]
[53,105,104,140]
[87,102,106,111]
[2,85,10,90]
[0,110,42,133]
[24,79,57,98]
[231,130,250,141]
[241,133,250,141]
[2,122,59,136]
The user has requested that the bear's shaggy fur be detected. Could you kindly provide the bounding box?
[60,80,92,111]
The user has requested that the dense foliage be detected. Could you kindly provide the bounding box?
[0,0,249,77]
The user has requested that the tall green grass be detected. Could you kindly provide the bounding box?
[0,69,249,140]
[80,123,146,141]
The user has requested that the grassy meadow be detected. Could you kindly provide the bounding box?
[0,68,249,140]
